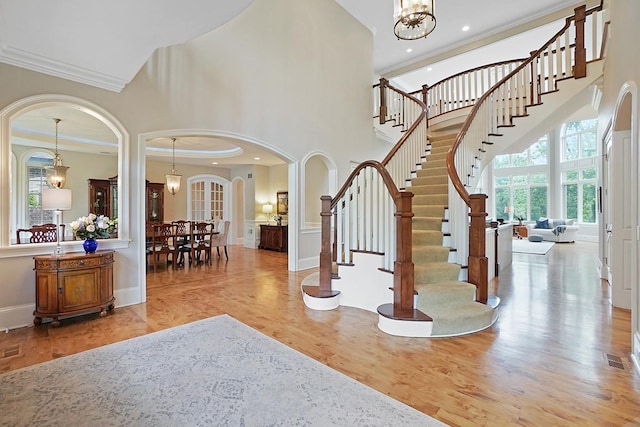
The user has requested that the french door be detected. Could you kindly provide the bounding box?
[188,175,230,222]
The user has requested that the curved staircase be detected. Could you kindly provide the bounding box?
[410,133,497,336]
[303,4,604,339]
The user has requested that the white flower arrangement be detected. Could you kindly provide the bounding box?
[70,213,117,240]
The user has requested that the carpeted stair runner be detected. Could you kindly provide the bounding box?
[411,133,495,336]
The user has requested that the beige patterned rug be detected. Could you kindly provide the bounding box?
[0,314,447,426]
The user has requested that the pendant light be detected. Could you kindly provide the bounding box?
[165,138,182,195]
[46,118,69,188]
[393,0,437,40]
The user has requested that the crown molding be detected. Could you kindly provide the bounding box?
[0,46,129,92]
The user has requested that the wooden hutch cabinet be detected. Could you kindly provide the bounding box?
[259,225,288,252]
[146,181,165,223]
[33,251,115,327]
[88,176,117,218]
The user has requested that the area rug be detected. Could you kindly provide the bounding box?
[512,238,555,255]
[0,314,446,427]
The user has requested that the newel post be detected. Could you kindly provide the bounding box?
[421,84,429,126]
[393,191,415,311]
[467,194,488,304]
[574,5,587,79]
[319,195,333,293]
[379,78,388,125]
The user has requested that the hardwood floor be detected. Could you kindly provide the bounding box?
[1,242,639,426]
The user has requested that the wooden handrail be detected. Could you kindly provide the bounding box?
[447,4,602,206]
[329,160,400,210]
[320,160,415,312]
[445,4,602,302]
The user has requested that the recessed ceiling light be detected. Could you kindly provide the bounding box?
[212,161,218,165]
[254,157,261,160]
[406,48,413,53]
[427,67,433,71]
[462,25,470,32]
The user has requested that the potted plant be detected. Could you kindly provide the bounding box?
[514,214,525,226]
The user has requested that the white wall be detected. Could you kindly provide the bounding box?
[598,0,640,370]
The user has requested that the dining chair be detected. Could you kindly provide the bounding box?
[172,220,192,266]
[209,220,231,260]
[16,224,61,244]
[148,223,177,272]
[181,222,214,265]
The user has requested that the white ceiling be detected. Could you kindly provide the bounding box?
[1,0,594,168]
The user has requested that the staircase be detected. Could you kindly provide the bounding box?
[303,4,606,338]
[409,133,497,336]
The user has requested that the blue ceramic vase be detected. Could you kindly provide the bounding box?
[83,238,98,254]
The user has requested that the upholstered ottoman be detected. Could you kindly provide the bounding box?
[528,234,543,242]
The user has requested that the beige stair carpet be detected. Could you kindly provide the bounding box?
[411,133,495,336]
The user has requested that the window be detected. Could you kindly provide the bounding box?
[562,167,596,223]
[26,153,54,227]
[493,136,548,221]
[494,174,548,221]
[560,119,598,223]
[493,135,548,169]
[562,119,597,161]
[188,175,230,221]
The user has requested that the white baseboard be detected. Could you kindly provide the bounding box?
[297,256,319,271]
[114,286,144,308]
[0,287,144,332]
[0,303,35,331]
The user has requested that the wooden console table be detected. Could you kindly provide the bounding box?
[259,225,288,252]
[33,250,115,327]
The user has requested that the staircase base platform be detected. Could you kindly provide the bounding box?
[377,303,434,337]
[302,285,340,311]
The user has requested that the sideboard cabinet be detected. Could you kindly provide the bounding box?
[33,250,115,327]
[259,225,288,252]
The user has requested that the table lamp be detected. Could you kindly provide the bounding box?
[42,188,72,255]
[262,202,273,224]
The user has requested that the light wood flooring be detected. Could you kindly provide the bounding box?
[1,242,639,426]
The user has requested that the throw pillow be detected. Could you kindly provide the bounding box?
[535,218,550,229]
[553,219,566,227]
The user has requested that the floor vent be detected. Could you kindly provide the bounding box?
[605,353,625,370]
[0,344,21,359]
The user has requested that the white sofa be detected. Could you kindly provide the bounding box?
[525,218,579,243]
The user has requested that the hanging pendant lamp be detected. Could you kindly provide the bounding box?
[46,118,70,189]
[165,138,182,195]
[393,0,437,40]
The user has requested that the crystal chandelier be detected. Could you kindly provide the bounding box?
[46,118,69,189]
[165,138,182,195]
[393,0,436,40]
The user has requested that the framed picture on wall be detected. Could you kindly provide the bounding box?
[277,191,288,215]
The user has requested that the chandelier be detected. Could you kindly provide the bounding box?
[165,138,182,195]
[393,0,436,40]
[46,118,69,189]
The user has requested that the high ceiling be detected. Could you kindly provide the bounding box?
[0,0,594,167]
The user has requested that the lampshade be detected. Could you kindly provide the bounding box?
[46,118,69,189]
[166,174,181,195]
[42,188,72,211]
[262,203,273,214]
[504,206,514,214]
[393,0,436,41]
[166,137,182,195]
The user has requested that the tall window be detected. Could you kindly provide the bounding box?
[188,175,230,221]
[561,119,597,223]
[26,153,54,226]
[493,136,548,221]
